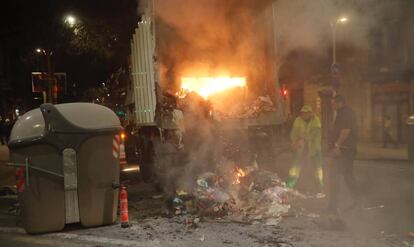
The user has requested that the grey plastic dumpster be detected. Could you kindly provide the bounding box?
[8,103,122,234]
[407,115,414,162]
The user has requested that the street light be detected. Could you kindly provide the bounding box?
[64,15,77,27]
[338,17,348,23]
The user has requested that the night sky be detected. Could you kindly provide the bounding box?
[2,0,138,99]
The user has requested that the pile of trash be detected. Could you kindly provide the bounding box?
[216,95,276,119]
[169,165,304,226]
[194,172,236,217]
[231,169,300,222]
[170,172,236,217]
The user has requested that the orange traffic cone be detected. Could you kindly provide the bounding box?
[119,185,130,228]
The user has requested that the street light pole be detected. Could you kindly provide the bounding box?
[36,49,55,104]
[319,17,348,150]
[329,17,348,93]
[332,23,337,65]
[46,51,57,104]
[330,17,347,67]
[33,15,77,104]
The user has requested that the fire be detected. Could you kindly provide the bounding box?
[181,77,246,99]
[233,167,246,185]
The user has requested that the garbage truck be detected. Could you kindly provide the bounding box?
[128,2,288,183]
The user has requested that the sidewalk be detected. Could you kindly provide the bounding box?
[357,141,409,161]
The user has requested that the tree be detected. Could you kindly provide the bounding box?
[3,0,138,98]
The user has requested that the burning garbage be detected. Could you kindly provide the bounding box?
[214,95,277,119]
[233,166,246,185]
[148,67,291,227]
[180,76,246,99]
[165,161,303,226]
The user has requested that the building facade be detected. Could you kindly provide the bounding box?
[285,0,414,144]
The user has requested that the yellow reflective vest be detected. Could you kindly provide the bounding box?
[290,115,321,156]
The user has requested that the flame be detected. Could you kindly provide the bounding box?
[181,77,246,99]
[233,167,246,185]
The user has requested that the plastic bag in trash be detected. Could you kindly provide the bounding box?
[264,186,289,201]
[197,179,209,188]
[173,197,183,204]
[210,190,230,203]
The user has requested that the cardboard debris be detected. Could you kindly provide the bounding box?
[306,213,320,218]
[266,204,290,217]
[265,217,281,226]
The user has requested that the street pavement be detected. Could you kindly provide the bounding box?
[0,144,413,246]
[357,141,409,161]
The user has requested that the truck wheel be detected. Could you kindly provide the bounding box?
[140,162,153,183]
[137,133,156,183]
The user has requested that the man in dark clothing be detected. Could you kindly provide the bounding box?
[328,95,360,212]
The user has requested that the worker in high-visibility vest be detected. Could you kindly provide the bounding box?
[288,105,323,194]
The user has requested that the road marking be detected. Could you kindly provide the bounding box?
[0,226,163,247]
[51,232,163,247]
[0,226,25,234]
[0,227,83,247]
[0,233,87,247]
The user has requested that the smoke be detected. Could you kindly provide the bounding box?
[151,0,275,93]
[135,0,405,193]
[137,0,397,92]
[272,0,402,61]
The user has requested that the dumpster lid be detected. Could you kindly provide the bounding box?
[54,103,121,130]
[9,103,121,143]
[10,109,45,142]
